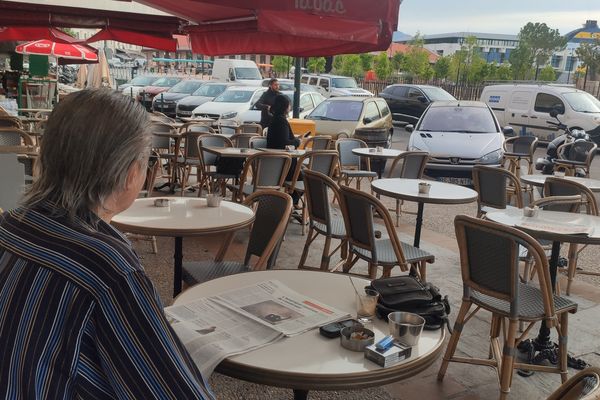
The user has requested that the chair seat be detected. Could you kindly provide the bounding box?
[176,156,201,166]
[207,171,239,179]
[471,283,577,320]
[313,214,346,238]
[353,238,434,265]
[341,169,377,178]
[555,159,587,167]
[284,180,304,192]
[183,261,251,285]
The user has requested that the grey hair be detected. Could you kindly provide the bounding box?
[22,89,151,220]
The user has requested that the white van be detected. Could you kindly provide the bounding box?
[480,84,600,142]
[211,59,263,86]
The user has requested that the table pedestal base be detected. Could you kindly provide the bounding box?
[293,389,308,400]
[517,338,587,377]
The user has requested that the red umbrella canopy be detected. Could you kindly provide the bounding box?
[0,26,80,44]
[16,39,98,62]
[135,0,400,56]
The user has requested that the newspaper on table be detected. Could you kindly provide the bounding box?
[165,280,350,377]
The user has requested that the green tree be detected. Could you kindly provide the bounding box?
[494,63,513,80]
[539,65,557,81]
[391,52,404,73]
[576,39,600,81]
[433,56,451,79]
[373,52,392,80]
[514,22,566,79]
[359,53,375,71]
[306,57,326,74]
[334,54,363,78]
[402,34,432,79]
[271,56,294,77]
[509,45,535,79]
[447,36,489,83]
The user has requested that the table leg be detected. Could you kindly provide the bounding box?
[173,236,183,297]
[413,202,424,248]
[293,389,309,400]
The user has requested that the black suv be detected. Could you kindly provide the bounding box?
[379,84,455,124]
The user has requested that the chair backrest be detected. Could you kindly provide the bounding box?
[336,138,367,169]
[387,151,429,179]
[243,190,293,270]
[559,141,597,164]
[198,135,233,167]
[218,120,238,136]
[241,152,291,193]
[230,133,258,149]
[543,177,598,215]
[151,111,175,124]
[182,131,209,160]
[0,128,34,146]
[180,122,215,134]
[0,117,23,130]
[249,136,268,149]
[472,165,523,216]
[338,185,407,267]
[239,123,263,134]
[454,214,555,320]
[288,151,339,190]
[303,135,332,151]
[303,170,341,235]
[150,122,175,149]
[546,366,600,400]
[0,153,25,210]
[504,136,538,157]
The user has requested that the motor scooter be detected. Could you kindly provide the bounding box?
[535,108,591,176]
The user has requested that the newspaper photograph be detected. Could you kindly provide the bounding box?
[165,297,282,377]
[212,280,351,336]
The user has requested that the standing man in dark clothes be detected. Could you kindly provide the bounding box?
[256,78,280,129]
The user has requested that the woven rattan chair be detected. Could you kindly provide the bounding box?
[503,136,538,202]
[197,135,235,195]
[338,185,435,280]
[238,123,263,135]
[0,116,23,130]
[386,151,429,226]
[472,165,523,218]
[301,135,332,151]
[554,141,597,178]
[438,215,577,399]
[0,153,25,211]
[543,177,599,295]
[298,170,348,271]
[217,120,238,136]
[230,133,259,148]
[336,138,377,190]
[150,122,177,188]
[178,131,211,195]
[183,190,292,285]
[179,122,215,134]
[546,366,600,400]
[284,150,339,235]
[249,136,267,149]
[228,152,291,203]
[0,128,34,146]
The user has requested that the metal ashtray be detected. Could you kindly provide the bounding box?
[153,198,170,207]
[340,325,374,352]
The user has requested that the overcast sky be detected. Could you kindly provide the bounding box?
[398,0,600,36]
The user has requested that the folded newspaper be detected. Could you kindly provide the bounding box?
[165,280,351,377]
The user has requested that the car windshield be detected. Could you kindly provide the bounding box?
[331,78,358,89]
[309,100,363,121]
[235,67,262,80]
[214,89,254,103]
[418,106,497,133]
[421,87,456,101]
[193,84,228,97]
[129,76,157,85]
[152,77,180,87]
[563,92,600,113]
[168,80,204,94]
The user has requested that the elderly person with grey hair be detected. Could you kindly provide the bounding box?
[0,89,214,399]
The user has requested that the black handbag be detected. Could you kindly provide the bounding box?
[367,275,452,333]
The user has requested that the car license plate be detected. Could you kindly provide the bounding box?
[437,176,473,186]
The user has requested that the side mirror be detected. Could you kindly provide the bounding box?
[502,126,515,136]
[417,96,428,104]
[228,68,236,81]
[298,107,304,113]
[363,117,372,124]
[405,124,414,133]
[549,108,558,118]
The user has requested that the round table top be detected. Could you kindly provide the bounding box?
[520,174,600,192]
[371,178,478,205]
[111,197,254,237]
[486,208,600,245]
[175,270,445,391]
[352,148,405,159]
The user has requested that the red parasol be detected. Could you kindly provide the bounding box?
[0,26,80,44]
[15,39,98,62]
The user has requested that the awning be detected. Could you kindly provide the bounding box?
[85,28,177,52]
[0,26,81,44]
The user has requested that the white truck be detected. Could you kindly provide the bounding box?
[211,59,263,86]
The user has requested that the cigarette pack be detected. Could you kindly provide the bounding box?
[364,342,412,367]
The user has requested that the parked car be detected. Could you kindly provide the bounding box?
[301,74,373,97]
[176,82,235,119]
[305,96,393,139]
[407,101,511,183]
[379,84,456,124]
[118,75,159,95]
[192,85,267,122]
[137,76,183,110]
[152,79,206,117]
[237,90,326,125]
[260,78,319,92]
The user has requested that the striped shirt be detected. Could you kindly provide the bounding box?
[0,204,214,399]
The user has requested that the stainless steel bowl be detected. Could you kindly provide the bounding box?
[340,325,374,352]
[388,312,425,346]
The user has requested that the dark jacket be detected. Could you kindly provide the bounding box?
[267,114,300,150]
[256,88,280,128]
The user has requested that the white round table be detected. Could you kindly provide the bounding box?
[112,197,254,296]
[371,178,478,247]
[175,270,445,399]
[351,148,406,178]
[520,174,600,192]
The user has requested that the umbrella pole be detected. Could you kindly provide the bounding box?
[293,58,301,118]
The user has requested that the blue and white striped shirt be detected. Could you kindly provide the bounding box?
[0,204,214,399]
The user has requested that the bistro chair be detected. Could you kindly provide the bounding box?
[179,122,215,134]
[284,150,339,235]
[301,135,332,151]
[0,128,34,146]
[554,141,597,178]
[472,165,523,218]
[338,185,435,280]
[230,133,259,149]
[298,170,347,271]
[0,116,23,130]
[546,366,600,400]
[131,151,160,254]
[238,123,263,135]
[386,151,429,226]
[178,131,211,195]
[151,111,176,124]
[249,136,267,149]
[197,134,235,195]
[336,138,377,190]
[217,120,239,136]
[503,136,538,203]
[182,190,292,285]
[438,215,577,399]
[0,153,26,211]
[228,152,291,203]
[150,122,177,187]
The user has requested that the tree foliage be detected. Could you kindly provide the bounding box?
[333,54,363,78]
[512,22,566,79]
[359,53,375,71]
[401,34,433,79]
[576,39,600,80]
[391,52,404,73]
[306,57,326,74]
[272,56,294,76]
[433,56,450,79]
[539,65,557,81]
[373,52,392,80]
